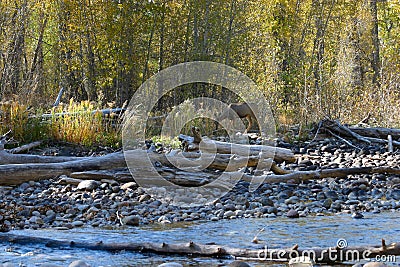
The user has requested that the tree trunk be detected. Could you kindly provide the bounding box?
[369,0,381,88]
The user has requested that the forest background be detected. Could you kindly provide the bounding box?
[0,0,399,145]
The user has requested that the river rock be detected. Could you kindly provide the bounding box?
[363,262,387,267]
[389,189,400,200]
[285,196,299,205]
[157,262,183,267]
[72,221,84,227]
[122,215,140,226]
[139,194,151,202]
[260,197,274,206]
[324,190,339,200]
[121,182,137,190]
[322,198,333,209]
[77,180,99,191]
[68,260,91,267]
[287,209,299,218]
[351,212,364,219]
[228,260,251,267]
[224,210,235,218]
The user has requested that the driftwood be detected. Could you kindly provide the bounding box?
[0,233,398,264]
[350,126,400,140]
[2,145,400,187]
[239,166,400,184]
[321,119,400,147]
[181,127,295,163]
[39,108,126,119]
[7,140,43,154]
[0,152,127,185]
[69,167,217,187]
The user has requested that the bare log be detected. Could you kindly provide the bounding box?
[350,126,400,140]
[200,139,295,163]
[239,166,400,184]
[0,152,127,185]
[0,150,272,185]
[321,119,372,144]
[7,140,44,154]
[0,149,83,164]
[0,233,399,264]
[182,127,295,163]
[321,119,400,147]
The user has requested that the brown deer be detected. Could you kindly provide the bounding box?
[215,102,259,133]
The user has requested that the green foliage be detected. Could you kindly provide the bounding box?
[0,0,399,132]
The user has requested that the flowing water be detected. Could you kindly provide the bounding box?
[1,212,399,267]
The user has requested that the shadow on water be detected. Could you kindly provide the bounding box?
[1,212,399,266]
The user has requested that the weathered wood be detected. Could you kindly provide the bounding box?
[388,135,394,153]
[321,119,372,144]
[182,127,295,163]
[321,119,400,147]
[7,140,44,154]
[0,152,127,185]
[239,166,400,184]
[0,233,398,263]
[200,139,295,163]
[350,126,400,140]
[0,149,82,164]
[0,149,273,185]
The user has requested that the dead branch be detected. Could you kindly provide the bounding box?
[7,140,43,154]
[321,119,400,147]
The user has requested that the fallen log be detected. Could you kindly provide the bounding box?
[181,127,296,163]
[7,140,43,154]
[0,152,127,185]
[70,167,217,187]
[350,126,400,140]
[2,145,400,187]
[321,119,372,144]
[321,119,400,147]
[193,139,295,163]
[0,233,398,264]
[0,149,81,165]
[239,166,400,184]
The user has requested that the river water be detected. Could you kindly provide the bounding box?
[1,212,399,266]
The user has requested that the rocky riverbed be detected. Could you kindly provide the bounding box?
[0,138,400,232]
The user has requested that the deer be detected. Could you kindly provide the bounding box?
[215,102,259,134]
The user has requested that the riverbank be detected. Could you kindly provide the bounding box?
[1,137,399,232]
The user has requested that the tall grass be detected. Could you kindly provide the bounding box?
[0,99,121,148]
[50,99,121,147]
[0,101,47,143]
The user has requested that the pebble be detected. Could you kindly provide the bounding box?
[228,261,251,267]
[72,221,84,227]
[122,215,140,226]
[362,262,387,267]
[352,212,364,219]
[77,180,99,191]
[157,263,183,267]
[287,209,299,218]
[68,260,91,267]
